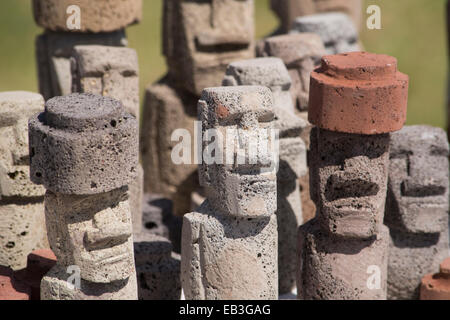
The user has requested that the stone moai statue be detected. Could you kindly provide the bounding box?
[222,57,307,294]
[384,125,450,300]
[181,86,278,300]
[140,0,255,216]
[256,33,326,226]
[29,93,139,300]
[291,12,360,55]
[270,0,362,35]
[33,0,142,100]
[298,52,409,300]
[0,92,48,271]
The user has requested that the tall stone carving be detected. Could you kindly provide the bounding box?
[384,125,450,300]
[29,93,139,300]
[222,57,306,294]
[298,52,409,300]
[256,33,326,223]
[33,0,141,100]
[0,91,47,271]
[181,86,278,300]
[270,0,362,35]
[141,0,255,216]
[292,12,360,55]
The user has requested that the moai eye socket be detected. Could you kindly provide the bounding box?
[430,146,449,157]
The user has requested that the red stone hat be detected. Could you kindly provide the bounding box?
[308,51,409,134]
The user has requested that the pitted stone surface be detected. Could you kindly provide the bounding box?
[36,31,127,100]
[257,33,326,112]
[33,0,142,33]
[182,204,278,300]
[421,258,450,300]
[0,91,48,271]
[385,125,450,300]
[29,93,138,195]
[182,86,278,299]
[71,45,140,120]
[41,265,138,300]
[134,233,181,300]
[298,220,389,300]
[163,0,255,96]
[291,12,360,55]
[308,52,409,134]
[270,0,362,34]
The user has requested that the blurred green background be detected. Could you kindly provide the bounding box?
[0,0,448,129]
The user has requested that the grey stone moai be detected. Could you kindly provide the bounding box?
[29,93,139,300]
[140,0,255,216]
[222,57,307,294]
[298,52,409,300]
[0,92,48,270]
[384,125,450,300]
[181,86,278,300]
[291,12,360,55]
[33,0,142,100]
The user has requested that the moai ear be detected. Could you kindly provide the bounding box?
[197,99,212,187]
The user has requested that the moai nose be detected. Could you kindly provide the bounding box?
[401,156,447,197]
[84,207,132,250]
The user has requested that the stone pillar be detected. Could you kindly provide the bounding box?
[0,92,48,271]
[270,0,362,35]
[256,33,326,224]
[140,0,255,216]
[33,0,141,100]
[385,125,450,300]
[29,93,139,300]
[181,86,278,300]
[222,57,306,295]
[298,52,409,300]
[421,258,450,300]
[292,12,360,55]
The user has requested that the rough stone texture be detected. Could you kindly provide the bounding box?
[421,258,450,300]
[221,58,306,294]
[181,86,278,300]
[142,193,182,254]
[0,91,48,271]
[29,94,138,195]
[140,79,199,216]
[270,0,362,34]
[298,221,389,300]
[309,52,409,134]
[291,12,360,55]
[33,0,142,33]
[257,33,326,112]
[0,266,30,300]
[70,45,143,229]
[29,93,138,300]
[163,0,255,96]
[134,233,181,300]
[309,128,390,238]
[71,45,140,120]
[385,125,450,300]
[36,31,127,100]
[41,265,138,300]
[14,249,56,300]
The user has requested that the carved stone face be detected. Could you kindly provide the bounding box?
[386,126,449,234]
[271,0,362,33]
[0,92,45,198]
[310,128,390,238]
[164,0,254,96]
[198,86,277,218]
[45,188,135,283]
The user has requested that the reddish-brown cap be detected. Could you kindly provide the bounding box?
[440,257,450,276]
[308,52,409,134]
